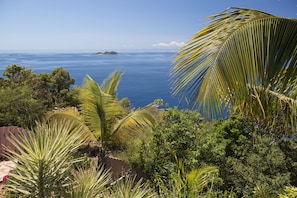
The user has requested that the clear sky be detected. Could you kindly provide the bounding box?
[0,0,296,52]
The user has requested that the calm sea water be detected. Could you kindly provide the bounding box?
[0,52,186,108]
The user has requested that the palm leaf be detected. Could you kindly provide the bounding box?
[101,69,124,97]
[186,166,218,194]
[111,104,158,145]
[80,75,123,140]
[44,107,96,141]
[171,7,297,134]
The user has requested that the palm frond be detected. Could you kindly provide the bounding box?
[111,104,158,145]
[171,7,297,134]
[44,107,96,141]
[80,75,123,140]
[172,7,273,108]
[186,165,218,194]
[101,69,124,97]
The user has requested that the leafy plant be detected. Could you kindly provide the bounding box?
[166,155,218,198]
[79,70,158,149]
[110,176,156,198]
[69,166,112,197]
[4,119,90,197]
[279,186,297,198]
[171,7,297,135]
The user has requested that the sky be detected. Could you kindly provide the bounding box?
[0,0,296,52]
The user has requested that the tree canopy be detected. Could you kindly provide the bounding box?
[0,65,79,128]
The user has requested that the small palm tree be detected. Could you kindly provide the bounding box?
[45,70,158,159]
[4,119,90,197]
[171,7,297,135]
[79,70,158,149]
[158,145,218,197]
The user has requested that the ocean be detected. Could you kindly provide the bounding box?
[0,51,186,108]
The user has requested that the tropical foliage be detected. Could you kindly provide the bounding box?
[279,186,297,198]
[0,65,79,128]
[3,119,156,198]
[123,107,297,197]
[110,176,156,198]
[171,7,297,135]
[4,119,90,197]
[69,166,111,197]
[1,7,297,198]
[78,70,158,149]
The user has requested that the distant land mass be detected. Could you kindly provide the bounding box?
[94,51,118,55]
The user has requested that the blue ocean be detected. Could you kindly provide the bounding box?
[0,51,186,108]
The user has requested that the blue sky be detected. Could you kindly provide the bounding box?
[0,0,296,52]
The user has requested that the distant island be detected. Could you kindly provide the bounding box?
[94,51,118,55]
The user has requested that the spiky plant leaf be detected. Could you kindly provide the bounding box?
[253,184,271,198]
[111,176,156,198]
[69,165,112,198]
[4,119,87,197]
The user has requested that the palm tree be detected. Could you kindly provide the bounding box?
[161,146,218,197]
[171,7,297,135]
[79,70,158,149]
[46,70,158,151]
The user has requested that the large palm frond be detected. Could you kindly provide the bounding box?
[171,7,297,134]
[5,119,87,197]
[79,75,123,140]
[111,104,158,145]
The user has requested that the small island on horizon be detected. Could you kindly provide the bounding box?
[94,51,118,55]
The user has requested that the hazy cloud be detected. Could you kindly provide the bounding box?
[152,41,185,47]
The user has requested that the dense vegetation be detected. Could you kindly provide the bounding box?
[1,7,296,198]
[2,65,296,197]
[121,108,297,197]
[0,64,79,128]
